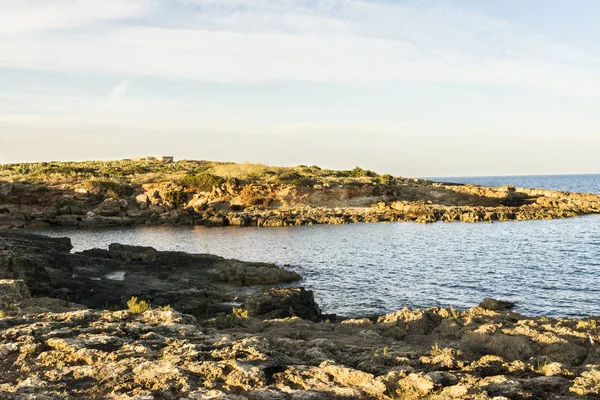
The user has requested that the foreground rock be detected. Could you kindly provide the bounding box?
[2,284,600,399]
[0,232,301,318]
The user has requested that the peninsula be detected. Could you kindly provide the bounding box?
[1,159,599,229]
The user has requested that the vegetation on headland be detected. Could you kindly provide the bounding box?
[1,158,600,228]
[0,159,381,187]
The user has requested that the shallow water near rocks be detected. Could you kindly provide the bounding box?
[35,214,600,318]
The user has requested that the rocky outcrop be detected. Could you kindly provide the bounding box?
[479,298,516,311]
[1,233,600,398]
[2,283,600,399]
[242,287,322,322]
[0,232,301,319]
[1,176,600,229]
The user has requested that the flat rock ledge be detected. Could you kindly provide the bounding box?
[2,287,600,399]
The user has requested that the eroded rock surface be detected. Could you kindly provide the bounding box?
[2,173,599,229]
[1,288,600,399]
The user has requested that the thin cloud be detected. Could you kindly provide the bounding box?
[0,0,599,99]
[109,80,131,100]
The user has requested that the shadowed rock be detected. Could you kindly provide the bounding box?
[0,232,301,319]
[479,298,516,311]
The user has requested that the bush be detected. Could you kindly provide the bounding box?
[83,180,134,197]
[0,207,9,214]
[0,310,4,318]
[232,307,248,319]
[164,190,188,205]
[348,166,377,178]
[127,297,151,314]
[379,174,394,184]
[180,173,225,192]
[278,172,315,187]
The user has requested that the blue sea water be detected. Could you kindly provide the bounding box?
[432,174,600,194]
[35,174,600,318]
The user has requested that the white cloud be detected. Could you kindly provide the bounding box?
[109,80,131,100]
[0,0,152,36]
[0,0,599,98]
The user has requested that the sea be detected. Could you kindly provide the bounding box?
[35,174,600,318]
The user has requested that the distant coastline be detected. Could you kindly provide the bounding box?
[1,159,599,229]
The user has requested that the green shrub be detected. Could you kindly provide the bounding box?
[0,310,5,318]
[164,190,188,205]
[83,180,134,197]
[348,166,378,178]
[180,173,225,192]
[0,207,9,214]
[379,174,394,184]
[127,297,151,314]
[232,307,248,319]
[278,172,315,187]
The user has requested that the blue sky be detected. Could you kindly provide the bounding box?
[1,0,599,176]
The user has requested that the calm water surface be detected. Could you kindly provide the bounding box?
[34,174,600,318]
[432,174,600,194]
[36,214,600,318]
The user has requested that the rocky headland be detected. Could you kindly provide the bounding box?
[2,233,600,399]
[1,160,599,229]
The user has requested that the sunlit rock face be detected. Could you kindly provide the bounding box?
[1,160,599,229]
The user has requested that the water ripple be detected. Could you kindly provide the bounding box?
[32,213,600,318]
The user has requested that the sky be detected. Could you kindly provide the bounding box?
[1,0,599,177]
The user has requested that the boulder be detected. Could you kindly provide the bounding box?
[0,279,30,309]
[243,287,322,322]
[96,198,122,217]
[479,298,515,311]
[135,194,149,205]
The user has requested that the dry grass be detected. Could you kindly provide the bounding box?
[0,159,386,188]
[209,162,290,180]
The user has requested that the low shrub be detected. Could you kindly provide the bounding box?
[180,173,225,192]
[164,190,188,205]
[278,172,315,187]
[0,207,9,214]
[127,297,151,314]
[349,166,378,178]
[83,180,134,197]
[0,310,4,318]
[379,174,394,184]
[232,307,248,319]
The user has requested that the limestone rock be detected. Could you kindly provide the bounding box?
[95,198,122,217]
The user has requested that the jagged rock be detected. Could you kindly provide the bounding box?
[0,279,30,309]
[479,298,515,311]
[243,287,321,321]
[95,198,122,217]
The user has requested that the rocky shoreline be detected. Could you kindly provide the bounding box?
[2,233,600,399]
[1,175,600,229]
